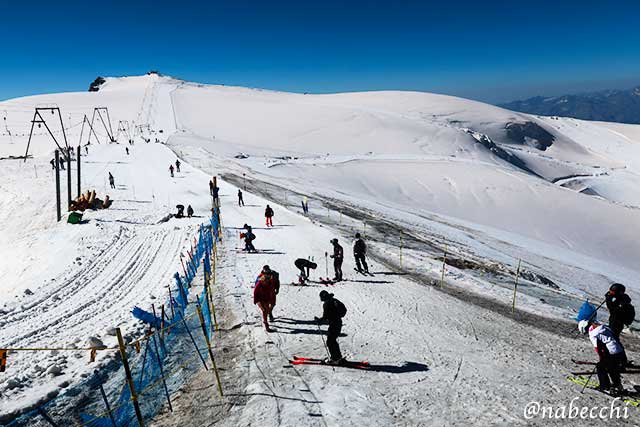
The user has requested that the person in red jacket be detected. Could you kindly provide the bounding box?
[254,265,277,332]
[265,205,274,227]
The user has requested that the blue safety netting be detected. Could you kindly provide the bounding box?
[5,210,221,427]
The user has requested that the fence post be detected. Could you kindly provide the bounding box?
[99,383,118,427]
[197,305,224,396]
[116,328,145,427]
[511,259,522,315]
[440,245,447,288]
[399,234,403,270]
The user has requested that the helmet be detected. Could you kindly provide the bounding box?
[319,290,333,301]
[578,319,590,335]
[330,238,338,244]
[609,283,626,295]
[355,233,361,238]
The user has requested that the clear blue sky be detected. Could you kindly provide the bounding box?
[1,0,639,103]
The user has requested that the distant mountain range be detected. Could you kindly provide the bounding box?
[499,86,640,124]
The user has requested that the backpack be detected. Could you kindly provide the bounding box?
[621,303,635,326]
[354,239,366,254]
[248,232,256,241]
[333,298,347,318]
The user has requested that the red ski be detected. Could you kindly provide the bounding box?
[290,356,370,369]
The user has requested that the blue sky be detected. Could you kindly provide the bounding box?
[1,0,639,103]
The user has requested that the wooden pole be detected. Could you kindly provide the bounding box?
[440,245,447,288]
[511,259,522,315]
[399,234,403,269]
[116,328,145,427]
[197,305,223,396]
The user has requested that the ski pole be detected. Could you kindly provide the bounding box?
[581,365,597,394]
[315,320,331,359]
[325,252,329,277]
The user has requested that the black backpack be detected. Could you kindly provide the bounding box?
[621,303,636,326]
[333,298,347,318]
[354,239,366,254]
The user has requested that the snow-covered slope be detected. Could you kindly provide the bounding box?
[1,74,640,422]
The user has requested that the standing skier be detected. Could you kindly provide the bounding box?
[209,180,214,196]
[125,147,129,155]
[238,189,245,207]
[187,205,194,218]
[212,185,220,207]
[108,172,115,189]
[169,164,174,177]
[353,233,369,274]
[294,258,317,284]
[329,238,344,281]
[605,283,635,339]
[175,159,181,173]
[254,265,277,332]
[578,318,627,394]
[265,205,274,227]
[314,290,347,364]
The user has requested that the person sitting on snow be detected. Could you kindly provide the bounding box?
[578,318,627,394]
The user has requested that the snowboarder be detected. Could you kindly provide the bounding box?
[242,224,256,252]
[175,159,181,172]
[314,290,347,364]
[353,233,369,274]
[294,258,317,284]
[254,265,277,332]
[238,189,245,207]
[265,205,274,227]
[169,164,174,177]
[578,318,627,394]
[175,204,185,218]
[187,205,194,218]
[329,238,344,281]
[125,147,129,155]
[108,172,115,189]
[605,283,635,339]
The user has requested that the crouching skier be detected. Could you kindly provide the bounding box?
[314,290,347,364]
[294,258,317,284]
[578,318,627,394]
[254,265,277,332]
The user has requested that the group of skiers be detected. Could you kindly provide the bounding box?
[175,204,194,218]
[577,283,635,394]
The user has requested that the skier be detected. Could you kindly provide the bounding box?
[108,172,115,189]
[169,164,174,177]
[85,145,88,155]
[187,205,194,218]
[238,189,245,207]
[353,233,369,274]
[254,265,276,332]
[212,185,220,207]
[265,205,274,227]
[314,290,347,364]
[50,158,55,169]
[301,196,309,214]
[209,180,214,196]
[175,204,185,218]
[578,318,627,394]
[294,258,317,284]
[329,238,344,281]
[242,224,256,252]
[175,159,181,173]
[255,265,280,321]
[125,147,129,155]
[605,283,635,339]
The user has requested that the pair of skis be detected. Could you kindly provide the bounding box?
[567,376,640,406]
[353,268,374,277]
[289,356,370,370]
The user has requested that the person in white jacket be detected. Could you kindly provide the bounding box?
[578,319,627,393]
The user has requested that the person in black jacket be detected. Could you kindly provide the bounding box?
[329,238,344,281]
[314,290,346,364]
[353,233,368,274]
[294,258,317,284]
[606,283,635,339]
[265,205,274,227]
